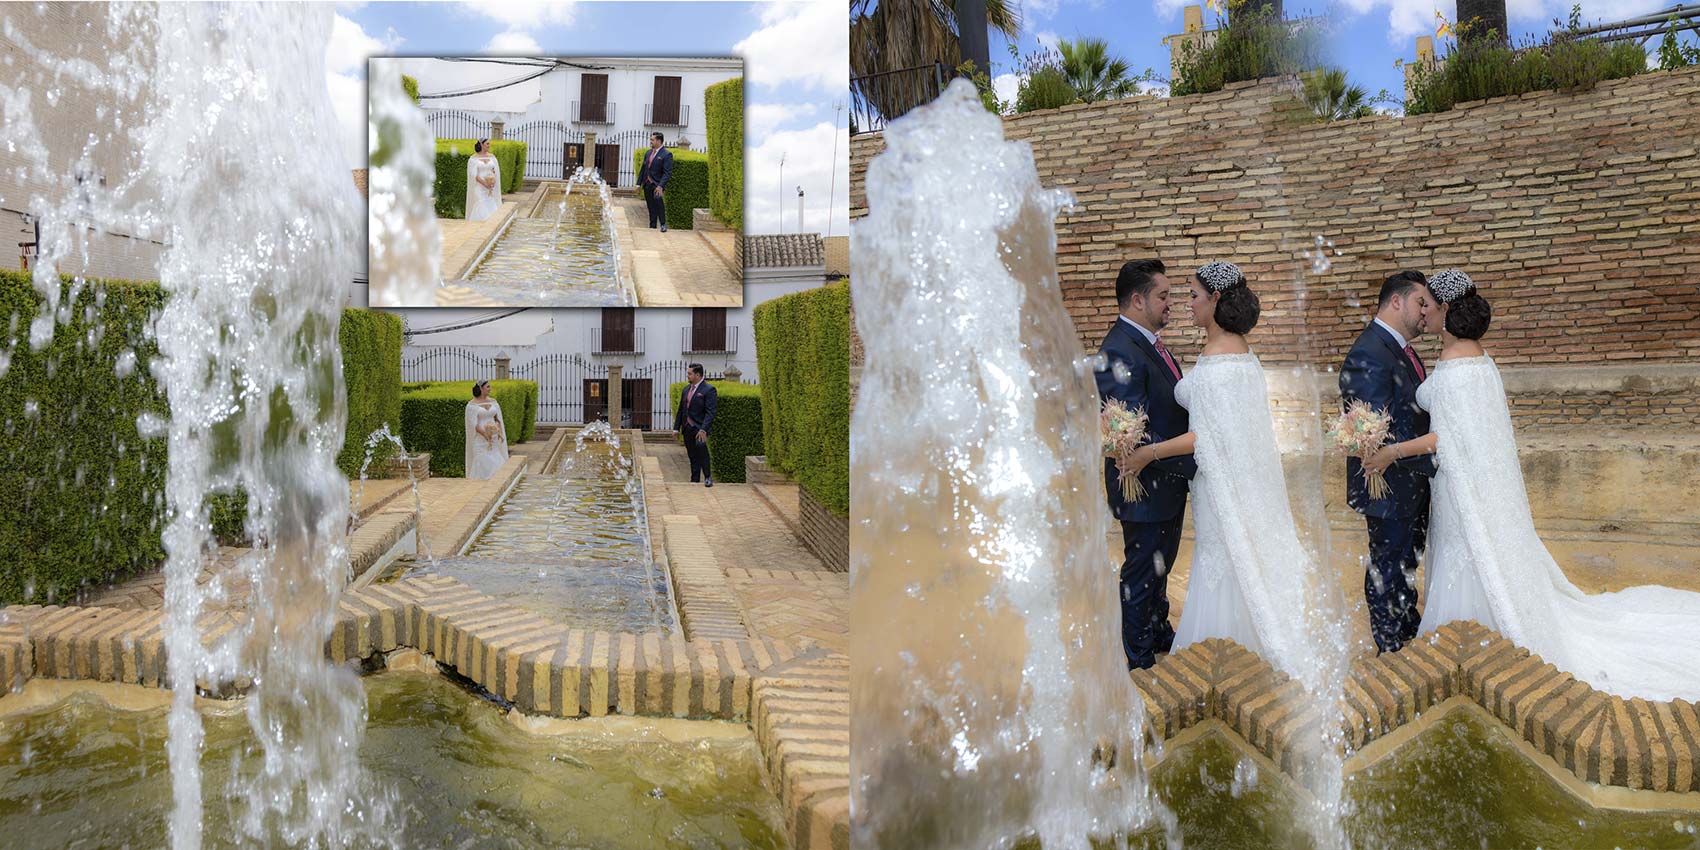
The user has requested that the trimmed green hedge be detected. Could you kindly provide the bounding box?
[399,379,537,477]
[0,271,410,603]
[669,381,761,484]
[434,138,528,219]
[753,282,849,516]
[402,74,419,104]
[338,309,404,478]
[632,146,709,230]
[704,77,744,229]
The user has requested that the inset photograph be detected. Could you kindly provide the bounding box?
[369,56,745,308]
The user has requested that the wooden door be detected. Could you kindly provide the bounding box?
[579,74,608,123]
[651,76,682,125]
[625,379,654,430]
[564,142,584,176]
[601,308,635,353]
[691,307,728,352]
[595,143,621,186]
[583,379,608,423]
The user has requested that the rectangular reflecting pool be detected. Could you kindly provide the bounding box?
[385,435,672,633]
[463,186,630,306]
[0,673,786,849]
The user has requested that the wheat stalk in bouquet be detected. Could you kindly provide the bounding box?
[1101,399,1151,502]
[1327,399,1394,500]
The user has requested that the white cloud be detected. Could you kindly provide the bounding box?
[745,119,849,237]
[748,102,818,137]
[484,29,543,54]
[456,0,578,29]
[324,13,401,168]
[1035,30,1062,51]
[1028,0,1062,18]
[992,72,1020,111]
[734,1,848,91]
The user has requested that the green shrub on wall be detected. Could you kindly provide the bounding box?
[704,77,744,229]
[753,282,849,516]
[338,308,404,478]
[632,147,708,230]
[399,379,537,477]
[669,381,761,484]
[434,139,528,219]
[1406,33,1647,116]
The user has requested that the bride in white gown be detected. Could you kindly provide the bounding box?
[465,380,508,480]
[465,139,502,221]
[1365,270,1700,702]
[1120,262,1339,683]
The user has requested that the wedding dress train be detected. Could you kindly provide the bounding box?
[1417,356,1700,702]
[1172,354,1331,682]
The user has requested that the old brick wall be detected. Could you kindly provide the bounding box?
[850,69,1700,378]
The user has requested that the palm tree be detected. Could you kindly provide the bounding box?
[1300,67,1372,122]
[849,0,1022,122]
[1057,38,1137,103]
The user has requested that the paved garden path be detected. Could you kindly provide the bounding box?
[617,196,742,307]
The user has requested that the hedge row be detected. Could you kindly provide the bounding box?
[704,77,744,229]
[753,282,850,516]
[338,309,405,478]
[669,381,762,484]
[434,138,528,219]
[632,146,709,230]
[399,380,537,477]
[0,271,406,603]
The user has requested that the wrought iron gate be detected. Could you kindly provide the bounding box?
[424,108,487,142]
[507,119,586,180]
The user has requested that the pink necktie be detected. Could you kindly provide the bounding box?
[1154,338,1182,381]
[1404,345,1426,381]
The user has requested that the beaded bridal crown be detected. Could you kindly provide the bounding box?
[1196,260,1244,293]
[1429,269,1475,303]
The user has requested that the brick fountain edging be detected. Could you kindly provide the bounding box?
[1133,620,1700,798]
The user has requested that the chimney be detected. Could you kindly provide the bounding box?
[797,186,806,232]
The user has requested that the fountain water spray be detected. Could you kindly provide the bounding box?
[850,81,1166,849]
[368,59,443,307]
[354,424,435,566]
[4,6,398,848]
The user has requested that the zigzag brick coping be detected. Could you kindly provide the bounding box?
[752,649,850,850]
[663,515,752,642]
[1132,620,1700,795]
[0,575,800,722]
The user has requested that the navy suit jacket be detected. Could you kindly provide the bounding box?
[1339,321,1436,519]
[1095,319,1197,524]
[640,146,673,190]
[674,380,717,434]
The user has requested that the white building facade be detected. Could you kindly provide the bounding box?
[393,234,830,430]
[406,56,742,188]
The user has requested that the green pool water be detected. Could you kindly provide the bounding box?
[0,673,786,849]
[1126,709,1699,850]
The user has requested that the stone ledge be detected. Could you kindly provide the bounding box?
[663,515,751,642]
[752,649,850,850]
[798,488,848,574]
[744,456,790,485]
[1132,620,1700,794]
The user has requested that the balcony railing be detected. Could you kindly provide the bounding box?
[572,100,615,125]
[850,62,947,136]
[591,326,645,355]
[644,103,690,127]
[681,325,738,355]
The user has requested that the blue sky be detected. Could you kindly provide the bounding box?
[328,1,848,236]
[985,0,1696,112]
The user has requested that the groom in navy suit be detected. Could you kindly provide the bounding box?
[1096,259,1197,670]
[1340,270,1439,653]
[639,131,674,232]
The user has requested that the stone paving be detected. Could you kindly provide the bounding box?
[617,196,742,307]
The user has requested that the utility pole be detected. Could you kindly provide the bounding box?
[778,152,786,235]
[827,100,842,240]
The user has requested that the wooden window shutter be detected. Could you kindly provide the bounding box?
[692,307,727,352]
[653,76,681,125]
[580,73,608,122]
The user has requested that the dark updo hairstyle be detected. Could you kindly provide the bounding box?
[1429,269,1491,340]
[475,138,489,154]
[1445,291,1491,340]
[1195,261,1260,335]
[473,379,490,399]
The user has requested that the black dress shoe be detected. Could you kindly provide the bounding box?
[704,477,713,487]
[661,224,668,232]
